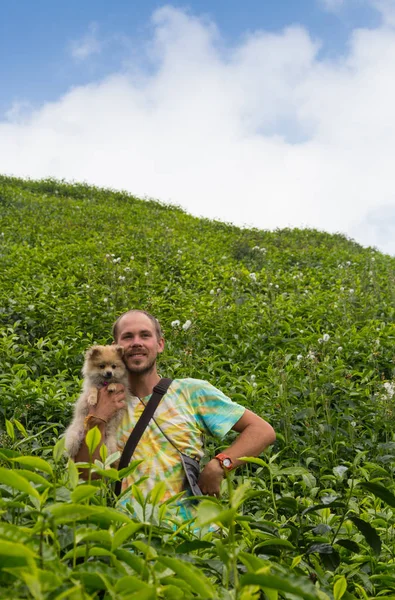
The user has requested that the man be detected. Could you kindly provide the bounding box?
[74,310,275,516]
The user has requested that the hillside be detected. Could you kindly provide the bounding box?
[1,175,395,598]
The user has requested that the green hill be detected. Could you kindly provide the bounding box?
[1,175,395,598]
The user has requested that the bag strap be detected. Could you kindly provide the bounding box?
[114,377,172,497]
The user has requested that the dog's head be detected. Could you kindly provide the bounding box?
[82,344,126,384]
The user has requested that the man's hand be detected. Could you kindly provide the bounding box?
[198,458,225,496]
[88,384,126,424]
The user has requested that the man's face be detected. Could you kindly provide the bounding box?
[116,312,164,375]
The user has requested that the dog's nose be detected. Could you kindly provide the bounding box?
[105,371,113,379]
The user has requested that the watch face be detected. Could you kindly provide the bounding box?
[222,458,232,468]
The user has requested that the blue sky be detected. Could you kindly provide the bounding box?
[0,0,379,117]
[1,0,395,254]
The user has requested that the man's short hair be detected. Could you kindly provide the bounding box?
[112,309,163,341]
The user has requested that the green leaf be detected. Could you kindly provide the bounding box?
[157,556,216,598]
[114,575,154,594]
[11,455,53,476]
[358,481,395,508]
[71,484,99,503]
[334,539,360,553]
[149,480,166,506]
[17,469,52,488]
[240,573,319,600]
[349,515,382,555]
[255,538,295,550]
[68,459,79,489]
[53,436,66,463]
[5,419,15,442]
[0,540,37,570]
[0,466,40,499]
[48,503,132,525]
[13,419,28,438]
[111,522,144,551]
[85,426,102,456]
[333,576,347,600]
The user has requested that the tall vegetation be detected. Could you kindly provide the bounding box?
[1,175,395,599]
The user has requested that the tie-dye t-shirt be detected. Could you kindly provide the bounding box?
[116,378,245,519]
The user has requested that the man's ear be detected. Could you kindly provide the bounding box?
[85,345,101,359]
[157,337,165,354]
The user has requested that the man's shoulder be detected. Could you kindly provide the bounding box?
[170,378,213,391]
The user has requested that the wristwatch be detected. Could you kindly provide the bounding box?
[214,453,233,470]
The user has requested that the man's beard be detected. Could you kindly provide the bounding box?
[125,355,156,375]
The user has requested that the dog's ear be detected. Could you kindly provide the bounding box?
[114,345,124,358]
[85,345,101,360]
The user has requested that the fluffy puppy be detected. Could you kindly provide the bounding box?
[65,345,128,458]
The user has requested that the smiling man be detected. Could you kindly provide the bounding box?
[73,309,276,518]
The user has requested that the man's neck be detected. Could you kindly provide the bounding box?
[128,370,161,399]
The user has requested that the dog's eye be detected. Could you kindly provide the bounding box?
[112,364,116,369]
[99,364,105,369]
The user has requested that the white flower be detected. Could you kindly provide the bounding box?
[250,374,256,381]
[323,333,330,342]
[118,276,125,281]
[346,261,351,266]
[145,271,149,276]
[217,288,221,293]
[112,257,121,263]
[260,247,266,252]
[130,255,134,260]
[124,267,131,272]
[349,288,354,294]
[318,338,323,344]
[337,346,343,351]
[371,257,375,262]
[296,354,303,361]
[177,249,183,254]
[249,273,257,282]
[351,421,356,427]
[252,382,257,388]
[27,304,35,311]
[182,319,192,331]
[230,276,237,282]
[252,246,260,250]
[171,320,180,327]
[383,382,395,398]
[307,351,315,359]
[103,298,108,303]
[340,286,345,292]
[210,289,215,295]
[275,284,279,289]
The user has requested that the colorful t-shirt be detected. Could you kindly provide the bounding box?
[116,378,245,519]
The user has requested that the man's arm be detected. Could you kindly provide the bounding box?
[73,384,126,478]
[198,409,275,495]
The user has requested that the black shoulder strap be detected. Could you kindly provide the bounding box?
[114,377,172,496]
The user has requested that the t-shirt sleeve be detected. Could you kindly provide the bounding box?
[187,379,246,439]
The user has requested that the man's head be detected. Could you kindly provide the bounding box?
[112,310,164,375]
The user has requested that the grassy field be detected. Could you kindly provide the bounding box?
[1,175,395,599]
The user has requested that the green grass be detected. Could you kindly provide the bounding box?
[1,174,395,599]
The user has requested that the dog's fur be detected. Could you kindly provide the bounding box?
[65,345,128,458]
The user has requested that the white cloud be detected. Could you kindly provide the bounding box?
[70,22,102,61]
[2,5,395,253]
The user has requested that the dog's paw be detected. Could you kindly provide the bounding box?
[87,388,98,406]
[107,383,118,393]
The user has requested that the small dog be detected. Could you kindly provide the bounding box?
[65,345,128,458]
